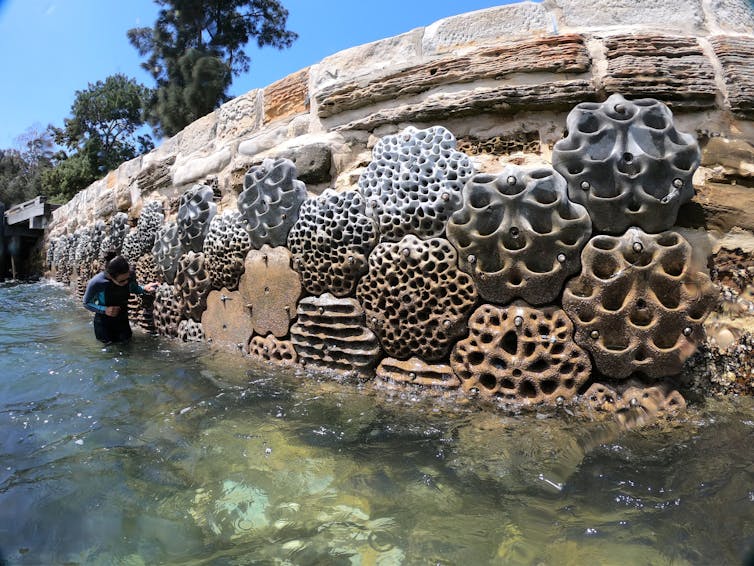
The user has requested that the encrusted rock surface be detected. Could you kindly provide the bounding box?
[358,126,475,241]
[356,235,478,361]
[451,302,591,406]
[601,35,717,109]
[246,334,298,365]
[552,94,700,234]
[583,381,687,419]
[375,357,460,392]
[709,36,754,119]
[201,289,253,351]
[447,165,591,305]
[237,158,307,248]
[177,184,217,253]
[238,245,301,338]
[562,228,717,379]
[288,189,378,297]
[174,251,212,322]
[290,293,381,373]
[204,211,252,290]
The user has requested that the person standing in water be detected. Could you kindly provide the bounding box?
[82,254,159,344]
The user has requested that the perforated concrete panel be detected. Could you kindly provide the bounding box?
[177,184,217,252]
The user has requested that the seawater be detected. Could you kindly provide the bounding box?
[1,282,753,565]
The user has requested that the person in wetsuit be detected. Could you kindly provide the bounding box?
[82,255,159,344]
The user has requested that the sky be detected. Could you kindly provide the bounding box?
[0,0,527,149]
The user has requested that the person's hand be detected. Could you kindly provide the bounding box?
[105,306,121,317]
[145,282,159,293]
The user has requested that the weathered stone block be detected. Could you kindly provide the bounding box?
[312,29,422,91]
[602,35,717,109]
[276,143,332,184]
[710,36,754,119]
[316,34,590,119]
[135,156,175,194]
[423,3,550,55]
[706,0,754,33]
[217,90,262,141]
[177,111,218,155]
[545,0,705,33]
[172,146,232,187]
[263,68,309,125]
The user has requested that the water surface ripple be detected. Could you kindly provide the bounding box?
[0,282,753,565]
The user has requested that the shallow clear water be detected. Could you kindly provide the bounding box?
[1,282,754,565]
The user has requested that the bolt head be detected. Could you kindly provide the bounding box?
[581,181,590,190]
[507,175,517,186]
[442,319,451,328]
[614,103,625,113]
[683,327,693,337]
[590,330,600,339]
[441,192,450,201]
[409,372,417,380]
[557,253,566,263]
[509,227,520,238]
[673,178,684,189]
[514,316,523,327]
[318,306,325,314]
[632,242,643,254]
[402,248,410,257]
[467,254,476,264]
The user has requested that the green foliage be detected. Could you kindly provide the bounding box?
[129,0,297,137]
[39,74,154,201]
[0,127,54,207]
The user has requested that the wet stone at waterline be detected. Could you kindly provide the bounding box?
[152,222,183,284]
[290,293,381,373]
[447,165,592,305]
[203,210,252,290]
[356,235,477,361]
[177,184,217,253]
[287,189,379,297]
[237,157,307,248]
[201,289,253,351]
[246,334,298,365]
[583,381,686,419]
[152,283,184,338]
[174,251,212,322]
[375,357,460,393]
[450,302,591,407]
[358,125,475,241]
[552,93,700,234]
[562,228,717,379]
[238,245,301,338]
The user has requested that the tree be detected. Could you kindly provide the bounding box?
[0,127,55,207]
[41,74,154,200]
[129,0,297,137]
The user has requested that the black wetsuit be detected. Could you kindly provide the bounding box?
[82,272,145,344]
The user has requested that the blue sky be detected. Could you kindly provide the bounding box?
[0,0,525,149]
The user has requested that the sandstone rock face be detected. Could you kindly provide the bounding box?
[447,165,592,305]
[563,229,717,378]
[316,34,591,119]
[263,68,309,125]
[710,36,754,119]
[601,35,717,109]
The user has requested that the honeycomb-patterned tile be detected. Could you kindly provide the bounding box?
[287,189,378,297]
[356,235,477,361]
[246,334,298,366]
[238,157,307,248]
[562,228,717,378]
[174,252,212,322]
[204,210,252,290]
[290,293,381,373]
[153,283,184,338]
[177,184,217,252]
[447,165,591,305]
[375,357,460,393]
[552,94,700,234]
[450,302,591,407]
[358,125,476,241]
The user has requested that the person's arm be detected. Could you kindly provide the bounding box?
[82,276,107,314]
[129,280,146,295]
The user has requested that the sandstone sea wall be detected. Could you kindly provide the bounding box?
[44,0,754,412]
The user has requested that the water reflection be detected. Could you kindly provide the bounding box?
[0,283,753,564]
